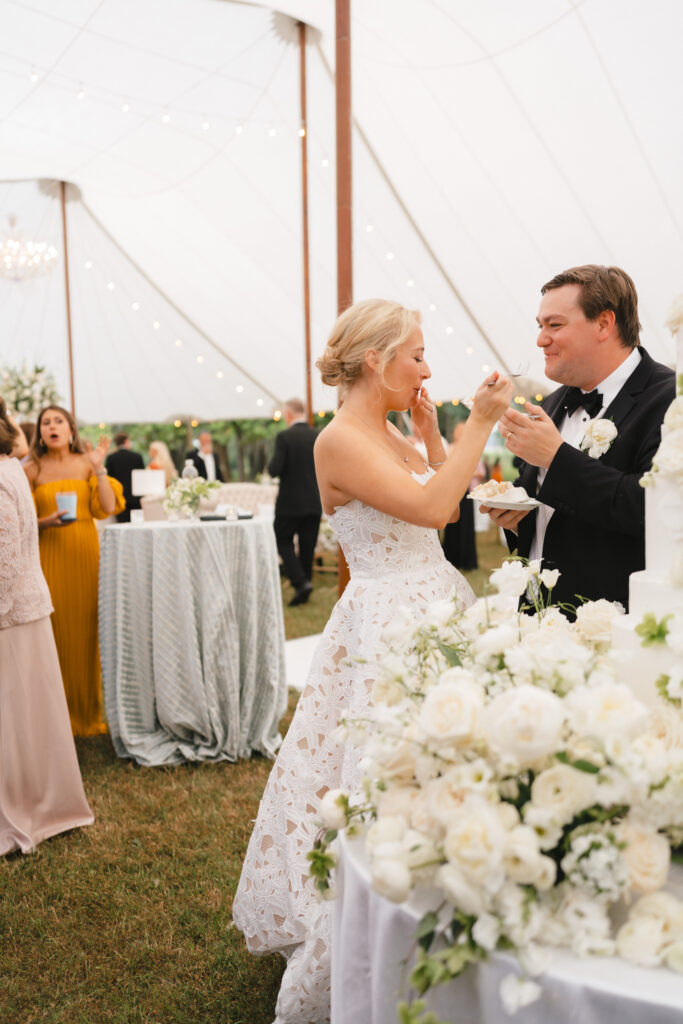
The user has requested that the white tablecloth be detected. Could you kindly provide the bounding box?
[333,833,683,1024]
[99,517,287,766]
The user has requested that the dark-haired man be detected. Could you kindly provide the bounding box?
[484,265,675,610]
[105,432,145,523]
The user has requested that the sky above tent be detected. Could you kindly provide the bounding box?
[0,0,681,422]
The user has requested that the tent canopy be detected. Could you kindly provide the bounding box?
[0,0,681,422]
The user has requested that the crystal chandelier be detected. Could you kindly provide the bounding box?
[0,216,58,281]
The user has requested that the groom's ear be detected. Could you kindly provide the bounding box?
[596,308,616,342]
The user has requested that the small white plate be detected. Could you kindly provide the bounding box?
[468,494,539,511]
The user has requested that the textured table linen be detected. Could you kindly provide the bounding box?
[333,834,683,1024]
[99,518,287,766]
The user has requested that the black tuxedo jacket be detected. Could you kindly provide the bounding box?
[268,421,321,518]
[185,449,224,482]
[509,348,675,610]
[105,447,144,520]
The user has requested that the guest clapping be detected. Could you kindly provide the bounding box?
[0,398,93,853]
[23,406,124,736]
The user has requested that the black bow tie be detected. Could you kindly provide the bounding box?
[563,387,603,418]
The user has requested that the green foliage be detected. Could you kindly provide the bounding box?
[435,640,461,667]
[555,751,601,774]
[398,999,450,1024]
[656,673,680,706]
[635,612,672,646]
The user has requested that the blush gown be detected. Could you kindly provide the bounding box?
[233,471,475,1023]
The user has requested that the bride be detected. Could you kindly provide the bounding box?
[233,299,512,1023]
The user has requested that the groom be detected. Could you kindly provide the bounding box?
[483,264,675,610]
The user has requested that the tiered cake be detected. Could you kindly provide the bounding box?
[611,310,683,705]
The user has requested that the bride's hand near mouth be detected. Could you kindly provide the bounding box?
[410,386,440,444]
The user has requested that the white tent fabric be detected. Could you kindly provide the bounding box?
[0,0,681,422]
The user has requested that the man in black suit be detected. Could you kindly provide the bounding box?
[269,398,322,606]
[105,432,145,523]
[484,264,675,611]
[185,431,224,482]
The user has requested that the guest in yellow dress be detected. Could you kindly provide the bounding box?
[24,406,124,737]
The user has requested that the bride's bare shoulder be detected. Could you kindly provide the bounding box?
[315,415,361,456]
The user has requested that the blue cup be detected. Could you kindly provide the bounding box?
[56,491,77,522]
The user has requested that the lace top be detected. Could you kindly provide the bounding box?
[0,457,52,628]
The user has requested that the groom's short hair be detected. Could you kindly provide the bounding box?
[541,264,641,350]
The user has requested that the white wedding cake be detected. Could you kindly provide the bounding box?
[611,307,683,706]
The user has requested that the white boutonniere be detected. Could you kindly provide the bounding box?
[579,418,618,459]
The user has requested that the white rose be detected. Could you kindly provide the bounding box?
[371,856,412,903]
[377,786,419,822]
[574,599,624,646]
[650,703,683,751]
[530,763,597,826]
[629,892,683,934]
[654,429,683,482]
[580,417,618,458]
[522,804,563,850]
[319,788,348,830]
[539,567,560,589]
[474,624,518,660]
[499,974,542,1014]
[620,823,671,894]
[503,825,556,889]
[420,596,459,629]
[662,395,683,434]
[442,800,505,888]
[436,863,487,916]
[616,916,667,967]
[371,676,405,706]
[490,560,530,598]
[567,682,649,742]
[419,680,483,747]
[483,685,566,768]
[666,610,683,657]
[472,912,500,951]
[372,739,417,782]
[366,815,407,853]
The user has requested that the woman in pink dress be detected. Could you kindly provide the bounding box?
[0,398,93,855]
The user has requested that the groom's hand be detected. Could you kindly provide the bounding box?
[480,505,530,534]
[499,402,562,469]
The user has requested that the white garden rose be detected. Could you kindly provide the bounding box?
[616,916,667,967]
[319,788,348,829]
[653,429,683,482]
[371,856,412,903]
[662,395,683,434]
[579,417,618,458]
[619,823,671,894]
[629,891,683,934]
[436,863,487,916]
[499,975,542,1014]
[442,799,505,888]
[473,624,518,660]
[371,675,405,706]
[567,682,649,742]
[483,685,566,768]
[418,679,483,747]
[574,599,624,646]
[420,596,460,629]
[490,560,530,598]
[366,815,408,853]
[377,786,419,822]
[472,912,500,951]
[530,763,597,826]
[650,703,683,751]
[503,825,556,889]
[664,941,683,973]
[370,738,417,782]
[521,804,563,850]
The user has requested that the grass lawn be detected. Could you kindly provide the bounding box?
[0,528,507,1024]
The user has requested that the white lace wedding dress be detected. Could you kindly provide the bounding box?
[232,472,475,1023]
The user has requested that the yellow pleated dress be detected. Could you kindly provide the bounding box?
[34,477,125,737]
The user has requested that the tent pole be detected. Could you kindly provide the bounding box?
[298,21,313,428]
[336,0,352,596]
[60,181,76,418]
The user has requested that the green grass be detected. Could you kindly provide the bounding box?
[0,528,507,1023]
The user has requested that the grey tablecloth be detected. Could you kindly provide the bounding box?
[333,834,683,1024]
[99,518,287,766]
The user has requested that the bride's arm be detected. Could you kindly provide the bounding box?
[316,377,511,528]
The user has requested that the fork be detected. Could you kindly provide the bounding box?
[487,359,530,385]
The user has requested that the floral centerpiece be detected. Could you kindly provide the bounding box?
[309,561,683,1019]
[162,476,220,518]
[1,362,61,417]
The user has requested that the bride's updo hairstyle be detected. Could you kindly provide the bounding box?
[316,299,422,390]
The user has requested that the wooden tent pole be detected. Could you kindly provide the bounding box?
[336,0,352,595]
[60,181,76,418]
[298,21,313,428]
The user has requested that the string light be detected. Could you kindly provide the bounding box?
[298,126,306,137]
[235,124,243,135]
[365,224,373,232]
[175,339,182,347]
[535,393,543,401]
[256,398,264,407]
[445,326,453,335]
[107,281,115,290]
[191,419,199,427]
[174,419,182,428]
[273,410,281,421]
[84,260,92,270]
[406,279,414,287]
[216,370,224,378]
[99,422,105,429]
[236,385,244,393]
[121,101,130,113]
[436,400,443,407]
[514,395,526,405]
[317,409,325,417]
[152,320,160,329]
[196,355,204,364]
[201,117,210,131]
[268,126,277,137]
[131,301,140,311]
[451,399,459,406]
[321,157,329,167]
[482,364,491,372]
[466,346,473,354]
[161,111,171,124]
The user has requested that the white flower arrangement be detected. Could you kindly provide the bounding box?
[579,417,618,459]
[162,476,220,517]
[1,362,61,417]
[641,396,683,489]
[309,562,683,1019]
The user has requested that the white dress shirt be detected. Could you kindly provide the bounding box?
[529,347,641,565]
[199,449,217,482]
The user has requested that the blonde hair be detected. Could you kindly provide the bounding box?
[148,441,177,485]
[316,299,422,390]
